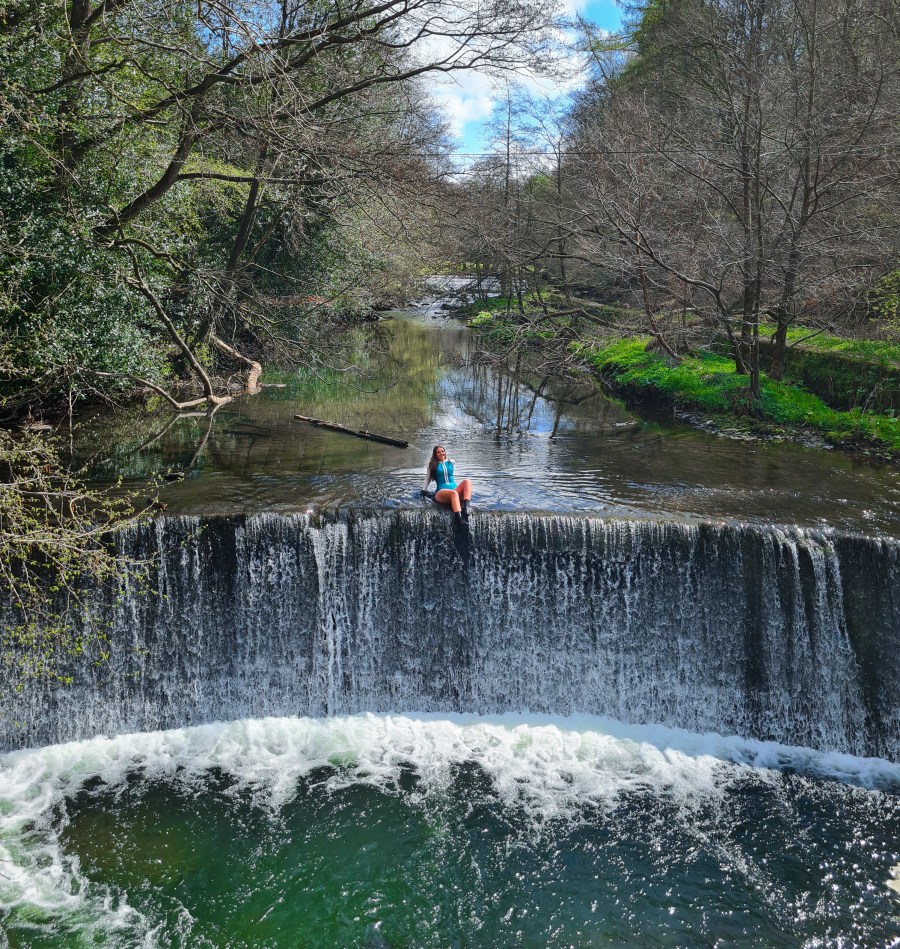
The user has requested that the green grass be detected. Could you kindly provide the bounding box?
[760,325,900,365]
[465,297,521,318]
[456,291,568,321]
[467,309,558,343]
[577,337,900,456]
[757,326,900,412]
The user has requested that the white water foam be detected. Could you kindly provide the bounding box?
[888,863,900,900]
[1,712,898,946]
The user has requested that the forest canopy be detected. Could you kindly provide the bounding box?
[445,0,899,397]
[0,0,559,682]
[0,0,557,414]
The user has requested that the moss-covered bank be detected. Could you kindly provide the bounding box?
[580,339,899,458]
[469,311,900,459]
[757,329,900,413]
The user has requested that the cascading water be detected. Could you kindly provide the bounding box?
[4,313,899,947]
[3,511,897,760]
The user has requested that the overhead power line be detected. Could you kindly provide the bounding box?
[391,145,898,158]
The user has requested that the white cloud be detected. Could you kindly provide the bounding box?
[431,70,496,139]
[412,0,616,155]
[560,0,592,16]
[429,44,590,154]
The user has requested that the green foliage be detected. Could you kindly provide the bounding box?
[0,0,449,413]
[577,337,900,456]
[0,60,177,401]
[524,171,554,196]
[0,430,148,689]
[468,309,558,344]
[615,0,693,83]
[468,312,519,343]
[468,311,496,328]
[0,207,166,398]
[760,324,900,365]
[460,296,520,318]
[869,270,900,332]
[458,290,564,322]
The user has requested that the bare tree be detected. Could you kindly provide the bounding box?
[567,0,899,398]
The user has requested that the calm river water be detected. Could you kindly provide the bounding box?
[69,308,900,535]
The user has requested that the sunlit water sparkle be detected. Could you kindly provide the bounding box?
[1,714,899,948]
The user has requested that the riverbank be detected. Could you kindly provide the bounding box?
[467,306,900,461]
[579,338,900,458]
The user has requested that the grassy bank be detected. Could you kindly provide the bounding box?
[468,310,899,458]
[459,293,639,324]
[759,325,900,364]
[579,338,900,457]
[756,327,900,413]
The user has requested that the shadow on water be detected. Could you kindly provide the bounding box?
[68,311,900,535]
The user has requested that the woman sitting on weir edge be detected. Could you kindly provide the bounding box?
[423,445,472,526]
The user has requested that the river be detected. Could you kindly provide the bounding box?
[0,304,898,947]
[68,306,900,532]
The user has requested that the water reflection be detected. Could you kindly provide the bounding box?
[71,313,900,534]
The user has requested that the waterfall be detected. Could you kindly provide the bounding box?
[2,512,898,759]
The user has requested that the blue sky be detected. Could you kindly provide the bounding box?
[436,0,624,157]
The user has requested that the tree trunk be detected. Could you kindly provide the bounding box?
[770,319,789,381]
[210,335,262,394]
[56,0,92,185]
[748,319,761,400]
[556,149,571,304]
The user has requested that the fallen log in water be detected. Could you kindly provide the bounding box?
[294,414,409,448]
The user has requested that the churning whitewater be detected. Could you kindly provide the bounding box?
[1,714,899,948]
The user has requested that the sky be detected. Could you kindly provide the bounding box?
[433,0,624,159]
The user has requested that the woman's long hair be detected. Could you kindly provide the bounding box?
[427,445,445,481]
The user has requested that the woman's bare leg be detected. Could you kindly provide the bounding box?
[435,488,461,512]
[455,480,473,522]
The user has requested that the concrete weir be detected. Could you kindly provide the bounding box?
[2,511,898,759]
